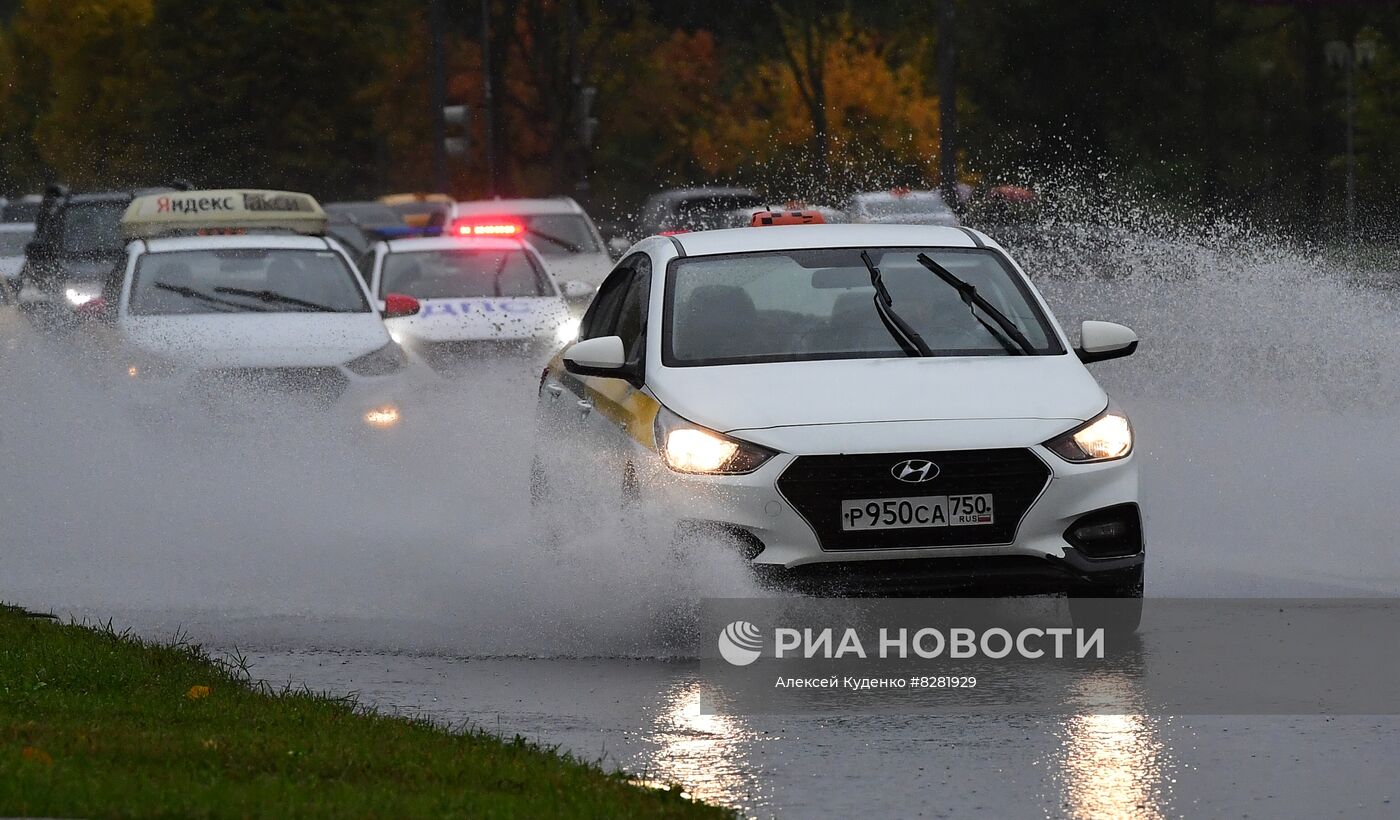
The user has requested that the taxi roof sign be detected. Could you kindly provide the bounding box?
[749,209,826,227]
[121,189,327,239]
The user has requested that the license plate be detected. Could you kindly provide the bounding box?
[840,494,994,531]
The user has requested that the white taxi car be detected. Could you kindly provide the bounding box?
[535,220,1143,615]
[365,235,586,369]
[109,189,419,433]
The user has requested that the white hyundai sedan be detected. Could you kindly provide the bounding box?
[366,235,586,369]
[535,221,1142,616]
[109,190,419,435]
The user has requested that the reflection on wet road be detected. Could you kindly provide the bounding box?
[242,651,1397,818]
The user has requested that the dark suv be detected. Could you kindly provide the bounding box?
[18,183,186,323]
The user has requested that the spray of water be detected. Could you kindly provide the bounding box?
[2,187,1396,659]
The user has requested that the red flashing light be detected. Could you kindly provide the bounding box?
[659,229,690,236]
[452,221,523,237]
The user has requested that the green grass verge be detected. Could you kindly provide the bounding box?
[0,604,729,819]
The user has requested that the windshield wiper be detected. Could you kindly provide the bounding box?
[914,253,1035,356]
[525,227,582,253]
[152,281,255,313]
[860,250,933,357]
[212,286,336,313]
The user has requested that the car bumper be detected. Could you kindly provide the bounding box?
[640,442,1141,594]
[118,367,411,436]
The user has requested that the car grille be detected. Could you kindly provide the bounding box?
[194,367,349,408]
[776,448,1052,551]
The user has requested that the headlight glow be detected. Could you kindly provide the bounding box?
[555,317,582,345]
[1044,404,1133,462]
[654,406,775,475]
[65,286,100,306]
[665,428,740,473]
[363,406,401,428]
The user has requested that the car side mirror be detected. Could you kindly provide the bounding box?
[383,292,421,319]
[563,335,629,379]
[561,280,595,300]
[607,237,631,259]
[1076,320,1138,363]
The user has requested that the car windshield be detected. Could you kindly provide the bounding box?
[460,214,601,256]
[665,247,1063,366]
[0,228,33,255]
[129,248,370,315]
[856,195,951,218]
[380,248,550,298]
[61,201,128,254]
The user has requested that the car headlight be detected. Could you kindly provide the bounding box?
[65,285,101,306]
[363,405,402,428]
[555,316,581,345]
[1043,403,1133,462]
[345,341,407,376]
[654,406,775,474]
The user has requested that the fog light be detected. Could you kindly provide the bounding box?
[1065,504,1142,559]
[363,406,401,428]
[127,366,140,378]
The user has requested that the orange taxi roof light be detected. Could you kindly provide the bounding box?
[750,209,825,227]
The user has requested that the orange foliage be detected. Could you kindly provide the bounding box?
[695,19,942,186]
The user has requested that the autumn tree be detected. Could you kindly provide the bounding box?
[0,0,157,189]
[693,16,944,201]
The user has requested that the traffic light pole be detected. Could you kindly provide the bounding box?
[428,0,448,194]
[481,0,497,197]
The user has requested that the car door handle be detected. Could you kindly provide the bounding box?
[576,400,593,416]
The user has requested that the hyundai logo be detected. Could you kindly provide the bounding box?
[891,459,940,483]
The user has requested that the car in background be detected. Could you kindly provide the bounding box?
[846,189,960,226]
[380,193,453,229]
[448,197,612,292]
[110,189,420,435]
[323,201,413,276]
[535,220,1143,626]
[16,185,183,324]
[1,194,42,223]
[365,234,585,370]
[0,222,35,295]
[637,187,764,236]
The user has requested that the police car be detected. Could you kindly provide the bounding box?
[365,234,586,369]
[109,189,419,433]
[535,216,1143,621]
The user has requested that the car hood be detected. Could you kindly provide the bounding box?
[387,296,571,342]
[653,355,1105,444]
[122,314,389,368]
[537,253,613,287]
